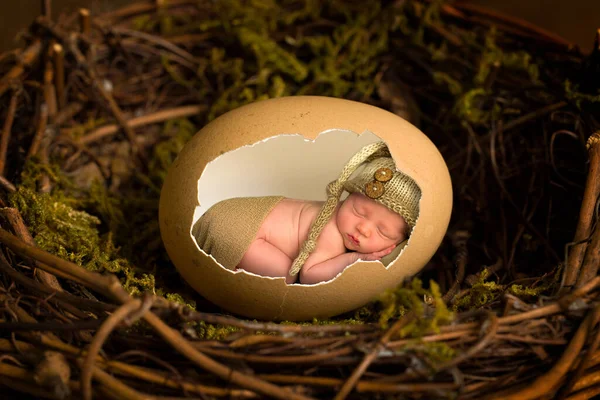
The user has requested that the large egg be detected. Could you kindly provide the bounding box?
[159,96,452,321]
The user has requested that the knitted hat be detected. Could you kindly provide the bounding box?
[343,157,420,228]
[289,141,421,276]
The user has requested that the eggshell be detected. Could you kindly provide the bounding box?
[159,96,452,321]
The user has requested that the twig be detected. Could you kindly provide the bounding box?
[0,375,63,400]
[0,227,114,296]
[571,369,600,393]
[0,320,103,331]
[43,60,57,118]
[557,307,600,400]
[55,136,110,179]
[27,104,49,159]
[0,89,19,175]
[0,251,114,313]
[81,299,142,400]
[334,313,414,400]
[42,0,52,20]
[92,366,156,400]
[53,44,65,109]
[564,131,600,291]
[177,303,373,332]
[573,132,600,288]
[0,40,43,98]
[443,230,469,303]
[108,27,199,66]
[262,374,459,393]
[79,9,91,35]
[95,0,197,24]
[566,386,600,400]
[79,105,206,145]
[435,312,498,370]
[577,212,600,288]
[53,102,83,125]
[0,227,315,400]
[104,359,259,398]
[1,337,257,399]
[66,34,146,162]
[0,175,16,192]
[451,2,573,47]
[491,120,560,262]
[192,345,353,364]
[142,312,315,400]
[490,305,599,399]
[0,208,63,292]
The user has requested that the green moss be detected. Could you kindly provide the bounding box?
[9,119,200,301]
[66,117,108,140]
[414,341,456,363]
[161,55,196,88]
[565,80,600,109]
[507,267,560,299]
[433,72,462,95]
[238,27,308,81]
[132,15,156,32]
[161,292,196,310]
[455,89,499,125]
[8,167,145,293]
[195,321,240,340]
[452,269,505,311]
[475,27,540,86]
[374,279,453,337]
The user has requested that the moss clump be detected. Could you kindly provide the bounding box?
[8,166,156,296]
[376,279,454,336]
[452,267,560,311]
[452,268,504,311]
[195,321,240,340]
[412,341,456,364]
[475,27,540,86]
[9,119,198,307]
[564,79,600,109]
[433,71,462,96]
[507,267,561,299]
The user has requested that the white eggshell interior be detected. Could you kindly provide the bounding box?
[194,129,381,218]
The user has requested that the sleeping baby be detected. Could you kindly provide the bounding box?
[193,141,421,284]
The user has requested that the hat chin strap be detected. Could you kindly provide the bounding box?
[289,141,390,277]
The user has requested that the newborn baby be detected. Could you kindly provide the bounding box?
[238,193,409,284]
[193,141,421,285]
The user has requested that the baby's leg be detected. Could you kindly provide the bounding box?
[238,239,297,284]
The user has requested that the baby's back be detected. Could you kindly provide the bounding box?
[258,198,324,259]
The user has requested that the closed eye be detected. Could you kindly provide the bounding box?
[377,226,392,239]
[380,226,402,242]
[353,205,364,217]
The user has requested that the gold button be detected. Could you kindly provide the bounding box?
[365,181,384,199]
[374,167,393,182]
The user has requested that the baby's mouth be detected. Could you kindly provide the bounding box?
[348,234,360,245]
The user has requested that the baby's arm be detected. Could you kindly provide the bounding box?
[300,246,394,284]
[238,239,298,284]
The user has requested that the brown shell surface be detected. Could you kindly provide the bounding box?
[158,96,453,321]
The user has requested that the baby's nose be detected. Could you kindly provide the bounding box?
[357,223,370,237]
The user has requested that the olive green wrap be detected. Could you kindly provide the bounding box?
[192,196,284,270]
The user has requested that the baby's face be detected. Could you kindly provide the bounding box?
[336,193,408,253]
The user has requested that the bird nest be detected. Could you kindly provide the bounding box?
[0,0,599,399]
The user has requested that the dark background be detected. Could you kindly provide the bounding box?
[1,0,599,53]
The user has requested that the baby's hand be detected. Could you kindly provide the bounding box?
[356,245,395,261]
